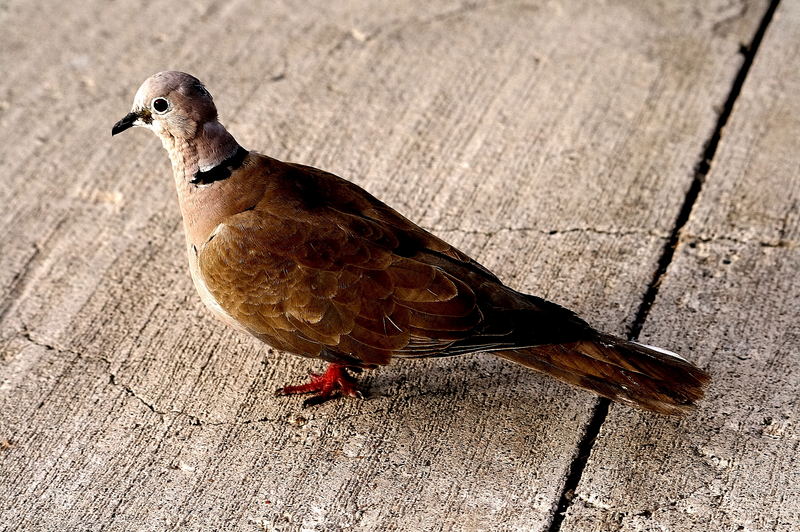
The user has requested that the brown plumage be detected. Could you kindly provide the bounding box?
[113,71,709,415]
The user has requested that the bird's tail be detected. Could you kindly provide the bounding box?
[496,333,709,415]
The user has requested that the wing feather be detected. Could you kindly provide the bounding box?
[195,157,583,367]
[198,206,484,365]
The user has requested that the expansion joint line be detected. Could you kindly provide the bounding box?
[547,2,782,530]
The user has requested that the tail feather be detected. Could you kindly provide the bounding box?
[497,333,709,415]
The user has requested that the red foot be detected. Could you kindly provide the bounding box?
[276,364,365,407]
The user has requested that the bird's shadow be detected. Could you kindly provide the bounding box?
[312,353,584,426]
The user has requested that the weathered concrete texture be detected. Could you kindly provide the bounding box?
[0,0,788,531]
[561,2,800,531]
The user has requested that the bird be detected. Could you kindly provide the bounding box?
[112,71,709,415]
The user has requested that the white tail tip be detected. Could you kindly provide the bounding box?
[633,342,687,362]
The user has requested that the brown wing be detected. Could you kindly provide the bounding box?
[282,161,501,282]
[197,204,484,366]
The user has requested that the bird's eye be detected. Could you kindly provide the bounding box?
[151,97,170,114]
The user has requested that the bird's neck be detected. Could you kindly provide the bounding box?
[162,121,241,183]
[162,121,250,248]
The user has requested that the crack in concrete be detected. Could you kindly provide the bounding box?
[14,327,198,423]
[103,368,283,427]
[683,233,797,249]
[18,325,105,363]
[429,225,668,239]
[13,325,297,428]
[14,326,405,428]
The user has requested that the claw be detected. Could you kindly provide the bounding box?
[276,363,366,406]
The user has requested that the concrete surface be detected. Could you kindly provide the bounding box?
[0,1,795,531]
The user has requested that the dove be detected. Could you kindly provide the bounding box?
[112,71,709,414]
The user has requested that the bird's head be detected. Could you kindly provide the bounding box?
[112,71,218,140]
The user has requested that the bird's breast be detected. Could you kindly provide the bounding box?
[186,241,244,331]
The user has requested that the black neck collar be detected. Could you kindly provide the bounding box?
[190,146,248,186]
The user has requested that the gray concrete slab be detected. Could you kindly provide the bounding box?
[0,1,784,531]
[561,1,799,530]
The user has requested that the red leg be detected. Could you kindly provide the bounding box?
[276,363,365,407]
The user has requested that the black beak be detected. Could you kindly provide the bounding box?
[112,112,138,136]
